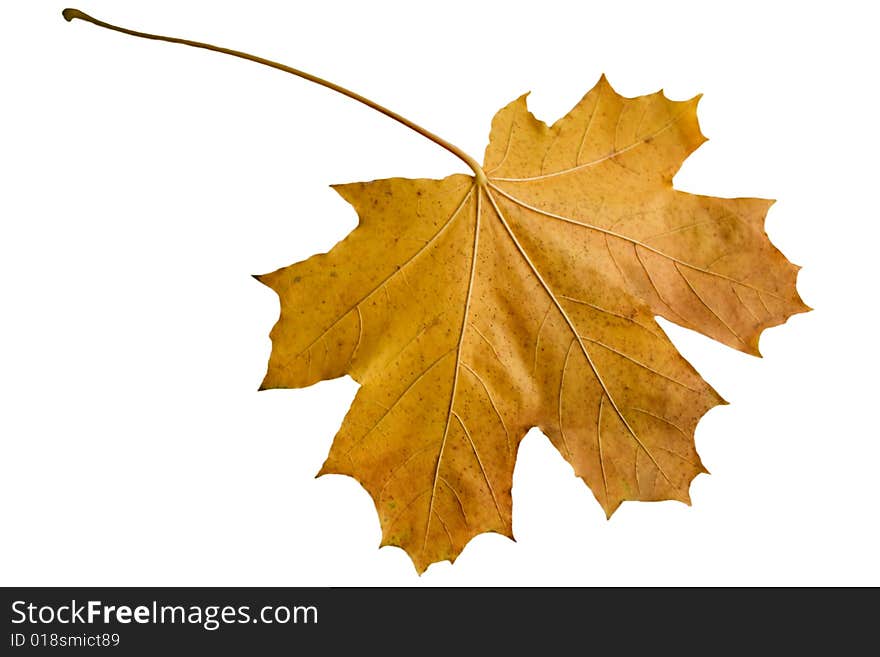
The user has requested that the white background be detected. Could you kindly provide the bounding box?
[2,0,877,585]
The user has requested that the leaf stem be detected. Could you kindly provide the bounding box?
[62,8,486,181]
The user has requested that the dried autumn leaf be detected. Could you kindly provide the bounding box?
[66,10,808,573]
[256,80,807,572]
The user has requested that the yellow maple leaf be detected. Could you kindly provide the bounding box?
[65,9,809,573]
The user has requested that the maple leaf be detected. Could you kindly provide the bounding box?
[256,80,808,573]
[65,10,809,573]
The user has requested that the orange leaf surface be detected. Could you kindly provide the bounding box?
[257,76,808,572]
